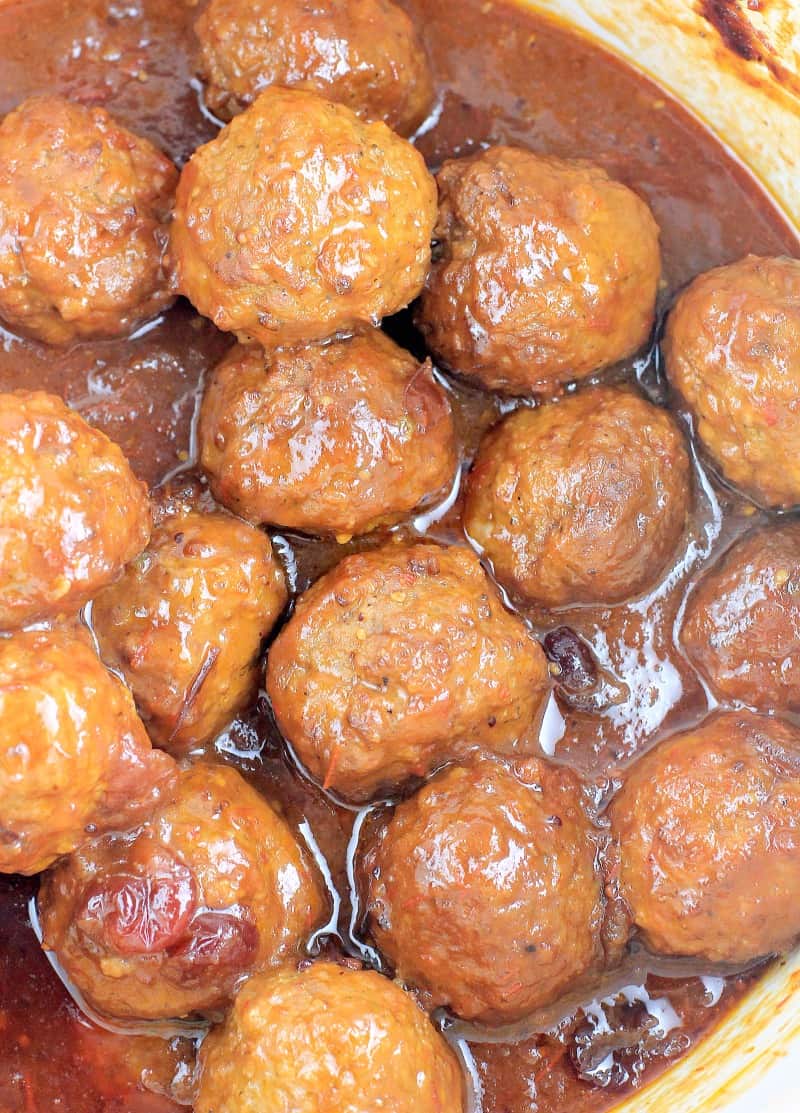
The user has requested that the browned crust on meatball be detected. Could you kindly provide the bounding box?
[664,255,800,509]
[416,145,661,395]
[198,330,457,537]
[170,87,436,346]
[266,542,550,802]
[681,522,800,712]
[609,711,800,962]
[195,0,434,136]
[196,963,466,1113]
[361,756,610,1025]
[92,509,287,753]
[0,96,176,345]
[0,391,152,630]
[40,764,327,1020]
[0,626,176,875]
[463,386,691,609]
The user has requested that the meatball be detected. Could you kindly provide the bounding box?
[40,764,327,1020]
[0,627,175,876]
[92,509,287,753]
[195,0,434,136]
[681,523,800,712]
[0,96,176,345]
[170,87,436,347]
[361,756,608,1024]
[0,391,151,630]
[416,146,661,395]
[664,255,800,508]
[198,330,457,538]
[266,542,549,802]
[609,712,800,962]
[195,963,465,1113]
[463,386,690,609]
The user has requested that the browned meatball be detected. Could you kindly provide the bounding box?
[664,255,800,508]
[170,87,436,347]
[0,391,151,631]
[198,330,457,538]
[40,764,327,1020]
[361,756,609,1025]
[195,0,434,136]
[92,509,287,753]
[0,96,176,345]
[416,146,661,395]
[463,386,691,609]
[266,542,549,802]
[680,523,800,712]
[0,626,176,876]
[609,712,800,962]
[195,963,466,1113]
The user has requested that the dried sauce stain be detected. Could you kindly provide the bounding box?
[699,0,764,61]
[698,0,800,97]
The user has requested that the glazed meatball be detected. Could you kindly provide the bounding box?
[266,542,550,802]
[195,963,465,1113]
[463,386,690,609]
[195,0,434,135]
[198,330,457,538]
[0,627,175,876]
[680,523,800,712]
[92,509,287,753]
[664,255,800,508]
[0,96,176,345]
[170,87,436,346]
[416,146,661,395]
[40,764,327,1020]
[361,757,608,1025]
[610,712,800,962]
[0,391,151,630]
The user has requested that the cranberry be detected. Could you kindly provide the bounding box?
[543,626,598,692]
[168,909,259,974]
[79,868,197,955]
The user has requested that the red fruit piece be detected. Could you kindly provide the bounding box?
[168,909,259,975]
[79,865,197,955]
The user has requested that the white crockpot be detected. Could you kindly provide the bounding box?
[520,2,800,1109]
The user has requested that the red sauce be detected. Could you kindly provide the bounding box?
[0,1,797,1110]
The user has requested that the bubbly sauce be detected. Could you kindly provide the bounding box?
[0,0,798,1110]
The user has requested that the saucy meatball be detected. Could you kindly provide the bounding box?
[170,87,436,347]
[680,523,800,712]
[195,962,465,1113]
[610,712,800,962]
[416,146,661,395]
[463,386,690,609]
[663,255,800,508]
[0,627,175,876]
[195,0,434,136]
[92,509,287,753]
[198,330,457,538]
[266,542,549,802]
[361,756,608,1025]
[0,96,176,345]
[0,391,151,630]
[40,764,327,1020]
